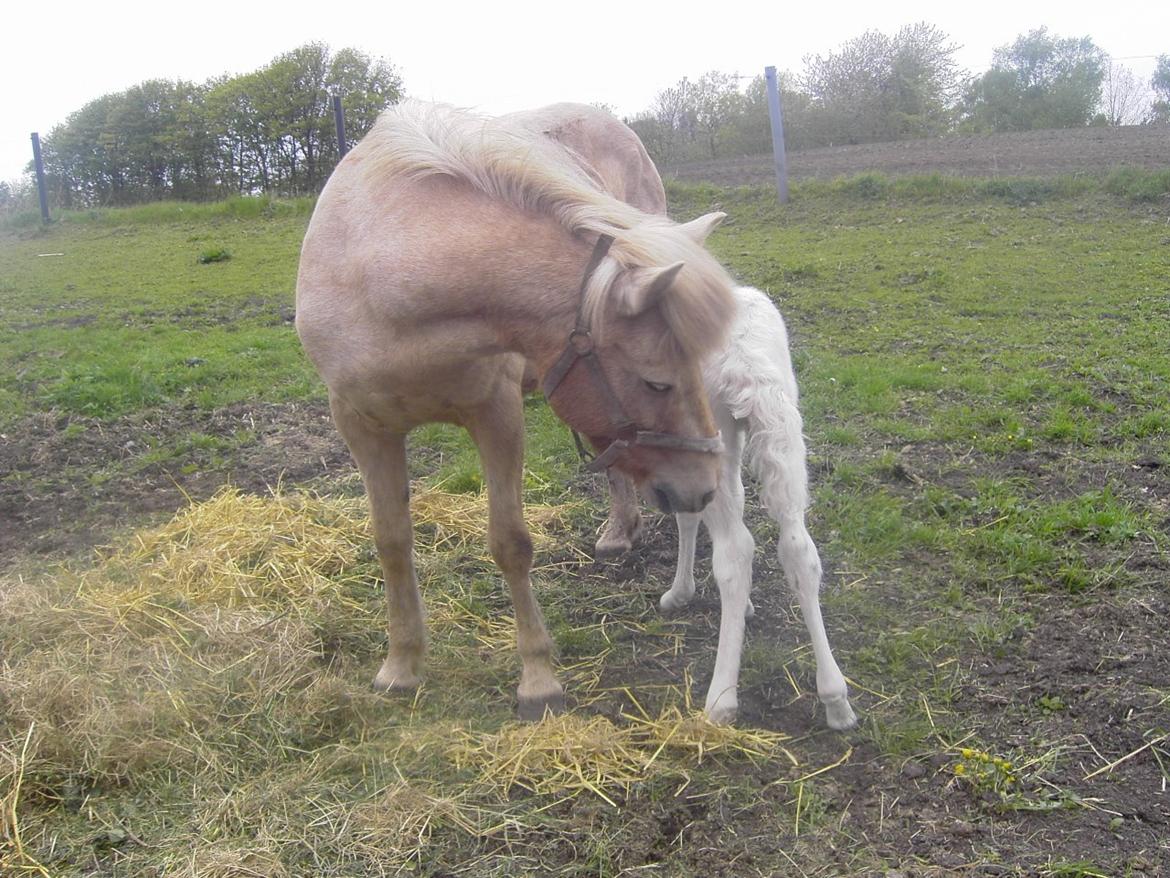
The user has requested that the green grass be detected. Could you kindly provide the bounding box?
[0,204,319,425]
[3,176,1169,875]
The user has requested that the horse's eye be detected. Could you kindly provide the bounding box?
[644,380,672,394]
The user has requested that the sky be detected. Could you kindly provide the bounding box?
[3,0,1165,185]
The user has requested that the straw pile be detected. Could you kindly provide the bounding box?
[451,707,794,807]
[0,484,803,875]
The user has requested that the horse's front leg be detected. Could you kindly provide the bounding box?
[685,412,752,723]
[660,512,699,611]
[468,389,564,720]
[330,396,427,691]
[701,457,755,725]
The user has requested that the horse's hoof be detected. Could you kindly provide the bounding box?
[659,588,694,613]
[372,664,422,693]
[518,689,566,721]
[594,537,633,560]
[822,694,858,730]
[595,519,642,559]
[705,701,738,726]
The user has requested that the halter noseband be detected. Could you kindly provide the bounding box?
[541,234,723,473]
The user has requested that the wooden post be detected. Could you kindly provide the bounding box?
[332,94,348,158]
[30,132,50,223]
[764,66,789,204]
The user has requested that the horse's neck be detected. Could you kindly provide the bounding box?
[458,222,593,370]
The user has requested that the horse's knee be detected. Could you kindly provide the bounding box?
[490,525,533,574]
[373,528,414,578]
[777,522,821,593]
[712,525,754,596]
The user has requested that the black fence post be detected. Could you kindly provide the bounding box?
[332,95,348,158]
[31,132,51,223]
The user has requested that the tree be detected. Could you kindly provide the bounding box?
[328,47,404,142]
[1149,55,1170,124]
[38,43,401,206]
[1100,62,1149,126]
[963,28,1106,131]
[801,23,962,145]
[689,71,745,158]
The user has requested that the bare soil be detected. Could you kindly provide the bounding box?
[0,401,350,562]
[664,125,1170,186]
[3,397,1168,874]
[580,453,1170,876]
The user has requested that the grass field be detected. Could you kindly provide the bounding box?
[2,176,1169,876]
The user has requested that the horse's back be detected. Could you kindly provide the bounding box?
[504,103,667,215]
[704,286,800,418]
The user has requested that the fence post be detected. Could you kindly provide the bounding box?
[764,66,789,205]
[30,132,51,223]
[332,94,348,158]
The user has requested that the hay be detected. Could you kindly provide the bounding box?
[451,706,794,807]
[411,481,586,571]
[452,714,648,807]
[1,484,807,874]
[81,486,370,613]
[346,780,528,862]
[629,705,797,769]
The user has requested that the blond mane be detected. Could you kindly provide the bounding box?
[361,101,735,357]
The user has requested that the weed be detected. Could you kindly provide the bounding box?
[952,747,1019,797]
[197,245,231,264]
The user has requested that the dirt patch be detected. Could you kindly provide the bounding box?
[0,400,351,564]
[563,448,1170,874]
[664,125,1170,186]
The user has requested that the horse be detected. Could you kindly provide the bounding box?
[600,286,858,729]
[523,106,855,728]
[295,100,736,719]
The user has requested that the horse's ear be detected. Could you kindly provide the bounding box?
[678,212,726,244]
[617,262,685,316]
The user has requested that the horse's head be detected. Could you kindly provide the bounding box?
[543,213,733,514]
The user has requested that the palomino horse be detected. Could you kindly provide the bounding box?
[529,105,855,728]
[296,101,735,718]
[602,287,857,728]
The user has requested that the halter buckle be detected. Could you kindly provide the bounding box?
[568,329,594,355]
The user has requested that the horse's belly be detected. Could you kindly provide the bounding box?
[329,349,525,433]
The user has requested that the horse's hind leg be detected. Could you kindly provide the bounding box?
[596,469,642,558]
[330,395,427,691]
[776,517,857,729]
[468,387,564,720]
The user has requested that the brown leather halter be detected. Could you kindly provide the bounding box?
[542,234,723,473]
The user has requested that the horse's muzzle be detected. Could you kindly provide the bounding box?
[652,483,716,514]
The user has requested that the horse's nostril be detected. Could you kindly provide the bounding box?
[700,490,715,508]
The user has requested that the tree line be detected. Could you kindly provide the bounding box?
[4,27,1168,210]
[629,26,1170,166]
[30,43,401,208]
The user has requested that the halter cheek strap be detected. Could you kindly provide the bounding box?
[542,234,723,472]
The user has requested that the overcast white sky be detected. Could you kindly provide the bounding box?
[3,0,1165,184]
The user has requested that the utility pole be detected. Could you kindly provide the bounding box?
[30,132,50,223]
[764,66,789,204]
